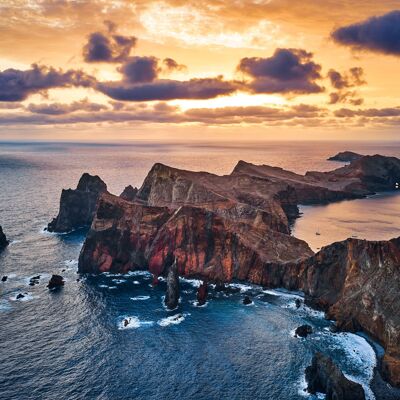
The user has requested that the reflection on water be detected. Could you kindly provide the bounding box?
[292,191,400,251]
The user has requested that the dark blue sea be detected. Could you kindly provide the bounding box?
[1,140,400,400]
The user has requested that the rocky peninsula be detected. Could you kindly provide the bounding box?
[49,152,400,387]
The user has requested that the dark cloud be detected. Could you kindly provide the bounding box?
[163,58,187,72]
[118,56,160,83]
[82,22,137,63]
[26,99,107,115]
[335,107,400,118]
[237,48,323,94]
[327,67,365,104]
[0,64,94,102]
[332,11,400,55]
[97,76,238,101]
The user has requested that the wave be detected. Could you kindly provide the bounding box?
[130,296,150,301]
[157,313,189,327]
[118,316,154,330]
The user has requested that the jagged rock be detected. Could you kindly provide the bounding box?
[0,225,9,250]
[165,260,179,310]
[295,299,302,308]
[47,274,64,289]
[119,185,138,201]
[196,281,208,306]
[78,193,312,279]
[1,276,7,282]
[243,296,252,305]
[16,293,25,299]
[328,151,363,162]
[295,324,313,338]
[47,173,107,233]
[305,352,365,400]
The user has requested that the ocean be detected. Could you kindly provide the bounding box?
[1,140,400,400]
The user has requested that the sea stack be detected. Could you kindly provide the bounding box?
[47,275,65,289]
[47,173,107,233]
[305,353,365,400]
[0,225,9,251]
[165,259,180,310]
[196,281,208,306]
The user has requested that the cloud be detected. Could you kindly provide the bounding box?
[97,76,238,101]
[163,58,187,72]
[327,67,365,105]
[237,48,323,94]
[0,64,95,102]
[83,22,137,63]
[332,11,400,56]
[26,99,107,115]
[118,56,160,83]
[335,107,400,118]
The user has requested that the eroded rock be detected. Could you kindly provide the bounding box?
[305,352,365,400]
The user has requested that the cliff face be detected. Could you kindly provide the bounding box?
[47,173,108,233]
[305,352,365,400]
[78,193,313,279]
[0,225,9,250]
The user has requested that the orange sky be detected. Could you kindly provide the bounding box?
[0,1,399,141]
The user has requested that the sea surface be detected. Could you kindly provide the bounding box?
[1,140,400,400]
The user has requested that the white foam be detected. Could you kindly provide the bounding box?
[112,279,127,284]
[127,270,152,278]
[10,292,35,302]
[63,259,78,269]
[118,316,154,330]
[157,313,189,327]
[0,299,12,312]
[179,277,202,288]
[229,283,253,292]
[190,300,208,308]
[133,280,140,285]
[130,296,150,301]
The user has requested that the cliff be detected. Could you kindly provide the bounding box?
[78,193,313,278]
[47,173,108,233]
[0,225,9,250]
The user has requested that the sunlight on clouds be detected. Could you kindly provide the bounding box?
[139,2,287,49]
[171,93,287,110]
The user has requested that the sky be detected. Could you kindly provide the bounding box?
[0,0,400,142]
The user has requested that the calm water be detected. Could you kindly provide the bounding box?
[1,140,400,400]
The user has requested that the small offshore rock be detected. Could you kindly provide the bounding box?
[295,324,313,338]
[1,276,7,282]
[243,296,253,305]
[16,293,25,299]
[196,281,208,306]
[295,299,302,308]
[164,260,180,310]
[0,225,9,251]
[47,274,65,289]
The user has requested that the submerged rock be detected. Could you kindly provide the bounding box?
[47,173,107,233]
[328,151,363,162]
[0,225,9,251]
[165,260,179,310]
[305,352,365,400]
[47,275,64,289]
[119,185,138,201]
[196,281,208,306]
[295,324,313,338]
[243,296,252,305]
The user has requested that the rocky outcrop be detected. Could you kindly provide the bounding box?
[0,225,9,250]
[328,151,363,162]
[165,259,180,310]
[47,274,64,289]
[295,324,313,338]
[78,193,312,279]
[305,352,365,400]
[120,185,138,201]
[197,281,208,306]
[47,173,107,233]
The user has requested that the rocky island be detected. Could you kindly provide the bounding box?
[49,152,400,387]
[328,151,363,162]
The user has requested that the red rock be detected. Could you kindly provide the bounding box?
[196,281,208,306]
